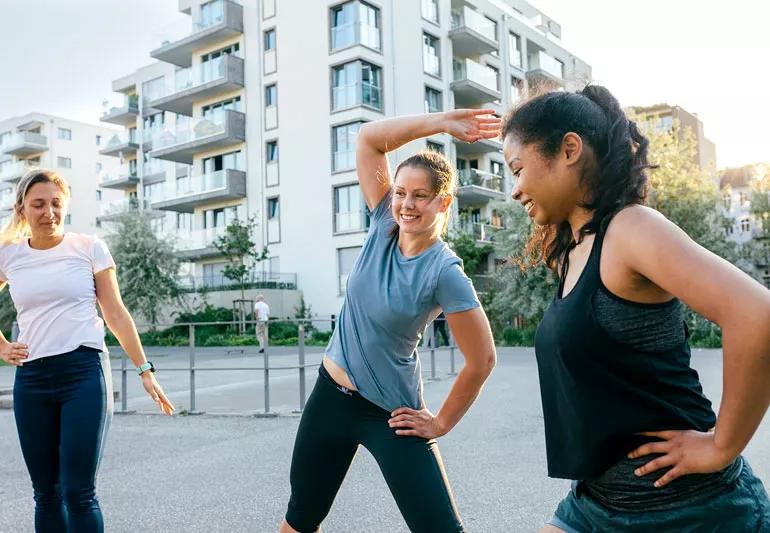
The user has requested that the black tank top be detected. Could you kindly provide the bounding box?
[534,219,716,480]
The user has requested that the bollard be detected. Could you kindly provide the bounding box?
[264,328,270,414]
[297,323,306,412]
[189,324,196,413]
[121,350,128,412]
[430,321,436,381]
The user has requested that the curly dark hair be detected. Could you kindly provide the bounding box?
[501,84,655,271]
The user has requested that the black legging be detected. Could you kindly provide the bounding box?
[285,365,465,532]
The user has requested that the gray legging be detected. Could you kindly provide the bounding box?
[285,365,465,532]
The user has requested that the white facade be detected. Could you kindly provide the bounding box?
[102,0,591,318]
[0,113,122,235]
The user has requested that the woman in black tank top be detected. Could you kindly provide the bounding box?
[500,85,770,532]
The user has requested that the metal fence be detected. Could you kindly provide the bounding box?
[110,318,458,415]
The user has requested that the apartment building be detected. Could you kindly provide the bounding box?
[101,0,591,318]
[0,113,121,234]
[627,103,718,178]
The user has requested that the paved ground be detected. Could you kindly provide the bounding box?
[0,348,768,532]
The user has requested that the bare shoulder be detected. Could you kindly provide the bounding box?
[605,204,683,254]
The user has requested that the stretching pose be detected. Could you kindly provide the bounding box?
[280,109,500,533]
[501,86,770,531]
[0,170,174,533]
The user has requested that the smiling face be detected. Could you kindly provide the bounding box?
[503,132,586,226]
[391,165,452,237]
[19,181,68,238]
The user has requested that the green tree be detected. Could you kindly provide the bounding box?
[213,215,268,301]
[744,171,770,287]
[105,211,180,328]
[0,288,15,336]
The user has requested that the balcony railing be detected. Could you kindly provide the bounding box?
[458,169,504,192]
[99,197,151,217]
[152,110,231,150]
[331,21,381,51]
[0,160,41,182]
[451,7,496,42]
[528,51,563,79]
[459,221,502,243]
[101,94,140,124]
[2,132,48,155]
[193,0,225,32]
[332,82,382,111]
[453,59,498,92]
[166,169,234,198]
[178,271,298,292]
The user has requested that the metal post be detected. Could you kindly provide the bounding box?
[263,326,270,414]
[189,324,196,413]
[121,350,127,412]
[298,322,306,412]
[430,321,436,381]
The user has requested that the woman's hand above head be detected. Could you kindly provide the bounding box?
[140,371,175,416]
[628,429,735,488]
[441,109,502,143]
[0,341,28,366]
[389,406,447,439]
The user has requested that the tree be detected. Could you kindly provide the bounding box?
[105,211,181,328]
[744,171,770,288]
[0,288,15,336]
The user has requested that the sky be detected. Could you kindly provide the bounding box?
[0,0,767,169]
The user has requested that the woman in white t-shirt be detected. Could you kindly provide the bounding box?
[0,169,174,533]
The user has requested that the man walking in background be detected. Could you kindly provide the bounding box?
[255,294,270,354]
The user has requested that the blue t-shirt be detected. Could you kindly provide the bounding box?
[325,189,480,412]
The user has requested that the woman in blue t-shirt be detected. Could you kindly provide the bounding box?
[280,110,501,533]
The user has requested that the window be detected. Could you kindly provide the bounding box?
[202,262,227,287]
[488,64,500,91]
[201,43,240,63]
[723,193,732,210]
[424,86,442,113]
[263,0,276,19]
[332,121,362,171]
[199,0,224,30]
[421,0,438,23]
[202,150,243,174]
[486,16,498,45]
[142,76,165,104]
[265,84,277,107]
[330,1,381,51]
[57,128,72,140]
[422,33,440,76]
[334,183,370,233]
[202,97,241,119]
[508,32,522,68]
[337,246,362,294]
[266,141,278,163]
[264,29,276,51]
[741,217,751,233]
[267,197,280,243]
[427,141,444,154]
[332,60,382,111]
[144,182,164,201]
[64,214,72,225]
[96,135,102,146]
[96,190,102,201]
[57,157,71,168]
[490,160,504,177]
[204,205,241,229]
[177,213,193,231]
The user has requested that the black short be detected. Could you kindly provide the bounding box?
[284,365,465,532]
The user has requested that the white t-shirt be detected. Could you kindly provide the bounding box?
[255,301,270,321]
[0,233,116,361]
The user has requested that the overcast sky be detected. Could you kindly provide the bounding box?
[0,0,766,168]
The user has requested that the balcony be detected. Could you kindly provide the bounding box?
[99,172,139,190]
[149,55,245,116]
[100,95,140,126]
[99,131,139,158]
[149,110,245,164]
[150,0,243,68]
[97,197,157,221]
[526,50,564,87]
[454,137,502,156]
[174,226,230,260]
[153,169,246,213]
[331,20,381,51]
[456,169,506,204]
[2,132,49,157]
[0,189,15,211]
[332,82,382,112]
[449,7,498,57]
[178,271,298,292]
[459,221,501,243]
[451,59,501,106]
[0,160,41,183]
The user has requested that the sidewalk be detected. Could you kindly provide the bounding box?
[0,348,768,532]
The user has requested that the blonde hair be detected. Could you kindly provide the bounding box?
[0,168,70,245]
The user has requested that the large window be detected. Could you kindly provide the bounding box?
[198,0,224,30]
[264,29,276,51]
[57,128,72,140]
[332,60,382,111]
[488,64,500,91]
[266,141,278,163]
[421,0,438,23]
[177,212,193,231]
[265,84,278,107]
[332,121,362,171]
[57,157,71,168]
[424,86,442,113]
[330,1,381,51]
[337,246,362,294]
[202,150,243,173]
[422,33,440,77]
[202,97,241,118]
[267,197,280,243]
[204,205,240,229]
[334,183,370,233]
[508,32,522,68]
